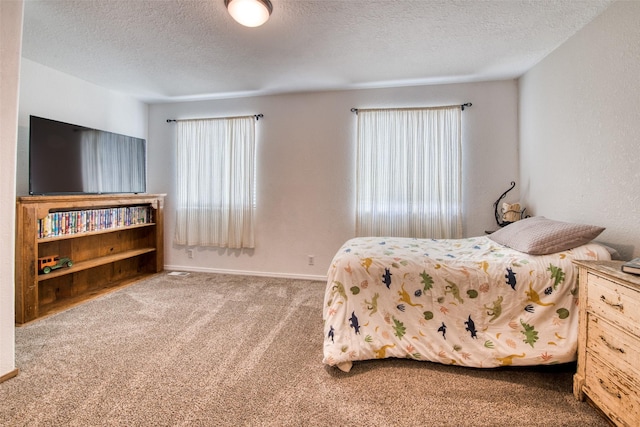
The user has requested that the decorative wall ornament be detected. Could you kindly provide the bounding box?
[493,181,528,227]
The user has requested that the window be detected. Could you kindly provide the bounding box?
[355,106,462,239]
[174,116,256,248]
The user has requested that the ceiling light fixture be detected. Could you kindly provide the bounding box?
[224,0,273,28]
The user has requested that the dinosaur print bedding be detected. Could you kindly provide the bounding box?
[322,236,611,372]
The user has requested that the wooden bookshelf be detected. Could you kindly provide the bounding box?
[15,194,165,324]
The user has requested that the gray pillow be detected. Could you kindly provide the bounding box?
[488,216,605,255]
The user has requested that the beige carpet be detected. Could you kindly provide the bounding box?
[1,272,609,426]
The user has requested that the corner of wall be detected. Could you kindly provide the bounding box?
[0,0,24,380]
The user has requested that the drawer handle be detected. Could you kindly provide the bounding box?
[598,378,622,399]
[600,295,623,310]
[600,335,625,354]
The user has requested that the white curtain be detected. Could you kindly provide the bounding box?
[174,117,256,248]
[356,106,462,239]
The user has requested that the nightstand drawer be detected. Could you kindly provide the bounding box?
[587,273,640,337]
[584,352,640,427]
[574,261,640,426]
[586,315,640,376]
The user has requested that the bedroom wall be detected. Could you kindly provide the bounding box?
[519,0,640,260]
[15,59,149,196]
[149,80,519,279]
[13,58,519,288]
[0,0,23,381]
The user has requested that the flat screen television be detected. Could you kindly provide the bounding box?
[29,116,147,195]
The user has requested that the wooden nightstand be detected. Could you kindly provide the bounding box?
[573,260,640,427]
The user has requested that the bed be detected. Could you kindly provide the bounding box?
[322,217,610,372]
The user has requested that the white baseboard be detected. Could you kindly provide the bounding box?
[163,264,327,282]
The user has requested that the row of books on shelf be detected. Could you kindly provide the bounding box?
[38,206,152,239]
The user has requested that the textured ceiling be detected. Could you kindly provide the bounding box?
[21,0,613,103]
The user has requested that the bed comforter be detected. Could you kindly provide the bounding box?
[322,236,610,372]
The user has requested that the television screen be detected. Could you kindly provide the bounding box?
[29,116,146,195]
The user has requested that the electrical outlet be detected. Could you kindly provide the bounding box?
[187,249,194,259]
[308,255,315,266]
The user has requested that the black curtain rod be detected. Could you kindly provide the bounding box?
[166,114,264,123]
[350,103,472,114]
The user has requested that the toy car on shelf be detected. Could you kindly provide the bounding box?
[38,255,73,274]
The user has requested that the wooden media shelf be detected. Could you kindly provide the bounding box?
[15,193,165,324]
